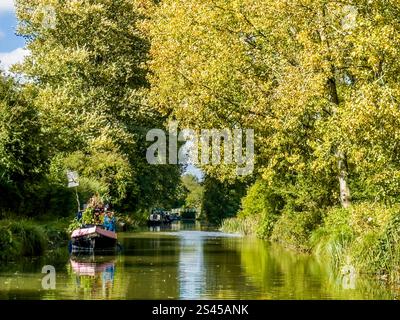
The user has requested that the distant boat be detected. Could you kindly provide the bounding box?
[70,225,117,253]
[148,209,178,226]
[148,212,162,225]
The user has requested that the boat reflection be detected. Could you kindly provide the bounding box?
[148,221,180,232]
[69,255,116,299]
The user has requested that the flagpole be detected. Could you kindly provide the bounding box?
[75,186,80,212]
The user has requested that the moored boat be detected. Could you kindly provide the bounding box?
[148,208,175,226]
[70,225,117,253]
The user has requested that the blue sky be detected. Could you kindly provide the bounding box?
[0,5,24,51]
[0,0,28,72]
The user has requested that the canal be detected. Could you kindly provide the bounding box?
[0,222,396,299]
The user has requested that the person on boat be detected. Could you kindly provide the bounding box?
[109,212,116,232]
[103,210,116,232]
[76,210,82,221]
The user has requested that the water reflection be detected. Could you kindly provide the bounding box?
[69,256,116,299]
[148,222,180,232]
[178,232,205,299]
[0,222,398,299]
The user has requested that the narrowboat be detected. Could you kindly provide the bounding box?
[70,225,117,253]
[148,208,174,226]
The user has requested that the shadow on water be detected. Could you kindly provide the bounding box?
[0,221,398,299]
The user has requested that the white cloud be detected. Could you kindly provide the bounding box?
[0,0,15,13]
[0,30,5,39]
[0,47,29,72]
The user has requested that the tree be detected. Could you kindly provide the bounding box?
[15,0,183,211]
[181,174,204,210]
[146,0,400,211]
[202,176,247,223]
[0,72,49,213]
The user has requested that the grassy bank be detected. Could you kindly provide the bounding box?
[0,210,147,262]
[311,203,400,282]
[221,203,400,283]
[0,219,69,262]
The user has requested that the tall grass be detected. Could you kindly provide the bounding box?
[0,220,49,261]
[310,203,400,282]
[220,216,260,235]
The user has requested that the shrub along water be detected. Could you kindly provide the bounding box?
[311,203,400,282]
[220,216,261,236]
[0,219,71,262]
[0,220,47,261]
[221,179,400,282]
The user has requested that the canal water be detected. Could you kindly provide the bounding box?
[0,222,397,299]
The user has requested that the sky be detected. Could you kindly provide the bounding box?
[0,0,203,179]
[0,0,28,72]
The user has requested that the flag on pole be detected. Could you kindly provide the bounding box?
[67,170,79,188]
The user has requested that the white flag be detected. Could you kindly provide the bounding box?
[67,170,79,188]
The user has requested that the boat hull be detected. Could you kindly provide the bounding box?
[71,226,117,253]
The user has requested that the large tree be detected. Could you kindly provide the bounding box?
[15,0,183,211]
[146,0,400,209]
[0,72,48,213]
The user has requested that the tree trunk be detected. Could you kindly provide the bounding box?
[337,150,351,208]
[328,77,351,208]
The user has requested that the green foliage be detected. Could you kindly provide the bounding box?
[82,207,96,225]
[310,203,400,281]
[181,174,204,211]
[0,73,49,215]
[310,207,354,266]
[346,205,400,280]
[9,220,48,256]
[239,180,284,238]
[271,210,323,252]
[0,220,48,261]
[67,218,81,234]
[220,215,260,235]
[0,75,48,181]
[147,0,400,202]
[201,176,248,223]
[1,0,186,218]
[0,225,18,261]
[116,210,147,229]
[61,135,133,205]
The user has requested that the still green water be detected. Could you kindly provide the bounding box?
[0,222,397,299]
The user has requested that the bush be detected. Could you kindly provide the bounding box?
[271,209,322,251]
[350,208,400,280]
[0,224,18,261]
[236,180,284,238]
[310,207,354,266]
[311,202,400,281]
[8,220,48,256]
[0,220,48,260]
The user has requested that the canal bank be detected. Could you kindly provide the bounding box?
[221,202,400,285]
